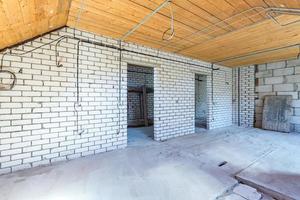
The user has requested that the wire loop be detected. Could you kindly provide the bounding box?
[162,1,175,41]
[0,70,16,90]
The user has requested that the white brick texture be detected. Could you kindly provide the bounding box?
[0,27,233,174]
[232,66,255,127]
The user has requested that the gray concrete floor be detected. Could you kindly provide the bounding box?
[0,126,299,200]
[127,126,154,147]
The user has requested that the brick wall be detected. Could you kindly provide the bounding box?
[255,59,300,132]
[232,66,255,127]
[127,65,153,124]
[210,68,233,129]
[0,27,233,174]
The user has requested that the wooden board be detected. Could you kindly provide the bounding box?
[1,0,300,67]
[262,95,292,133]
[0,0,71,50]
[66,0,300,67]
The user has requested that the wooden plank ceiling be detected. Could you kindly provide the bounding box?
[0,0,71,50]
[1,0,300,67]
[67,0,300,67]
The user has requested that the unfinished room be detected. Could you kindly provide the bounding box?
[0,0,300,200]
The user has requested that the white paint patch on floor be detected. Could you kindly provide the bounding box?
[0,126,299,200]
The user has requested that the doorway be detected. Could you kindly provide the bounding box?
[127,64,154,146]
[195,74,207,133]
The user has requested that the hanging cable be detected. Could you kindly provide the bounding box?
[0,35,72,91]
[0,70,16,90]
[117,40,122,135]
[73,0,86,37]
[74,39,84,135]
[162,1,175,41]
[0,52,16,90]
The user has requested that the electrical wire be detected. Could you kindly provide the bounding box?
[117,40,122,135]
[162,1,175,41]
[73,0,86,37]
[0,70,16,90]
[0,36,71,91]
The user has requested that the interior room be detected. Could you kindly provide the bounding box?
[127,64,154,146]
[195,74,207,132]
[0,0,300,200]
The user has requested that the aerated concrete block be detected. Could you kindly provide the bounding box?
[256,85,272,93]
[256,70,273,78]
[273,67,294,76]
[267,61,286,70]
[287,59,300,67]
[295,66,300,74]
[277,92,299,99]
[265,76,284,85]
[274,84,294,92]
[286,75,300,83]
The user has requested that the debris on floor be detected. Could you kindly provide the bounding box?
[217,183,264,200]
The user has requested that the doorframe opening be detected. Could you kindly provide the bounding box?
[126,63,154,146]
[194,73,208,133]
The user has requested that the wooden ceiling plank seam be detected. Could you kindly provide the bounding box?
[68,8,194,43]
[224,0,266,22]
[68,12,195,48]
[243,0,269,8]
[171,1,234,34]
[69,0,196,36]
[72,0,196,34]
[175,13,294,54]
[131,0,231,34]
[206,0,256,24]
[186,0,238,32]
[127,0,208,34]
[68,1,200,42]
[188,0,247,29]
[160,7,271,52]
[157,4,274,51]
[183,16,300,51]
[64,0,73,25]
[214,43,300,64]
[67,18,180,50]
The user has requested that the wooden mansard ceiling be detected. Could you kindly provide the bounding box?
[1,0,300,67]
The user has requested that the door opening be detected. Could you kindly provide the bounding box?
[127,64,154,146]
[195,74,207,133]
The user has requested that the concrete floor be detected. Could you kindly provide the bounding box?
[0,126,299,200]
[128,126,154,147]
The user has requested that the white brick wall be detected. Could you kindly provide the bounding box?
[232,66,255,127]
[0,27,233,174]
[255,59,300,132]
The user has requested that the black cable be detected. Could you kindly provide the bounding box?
[211,64,214,122]
[117,40,122,135]
[0,70,16,90]
[237,67,241,126]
